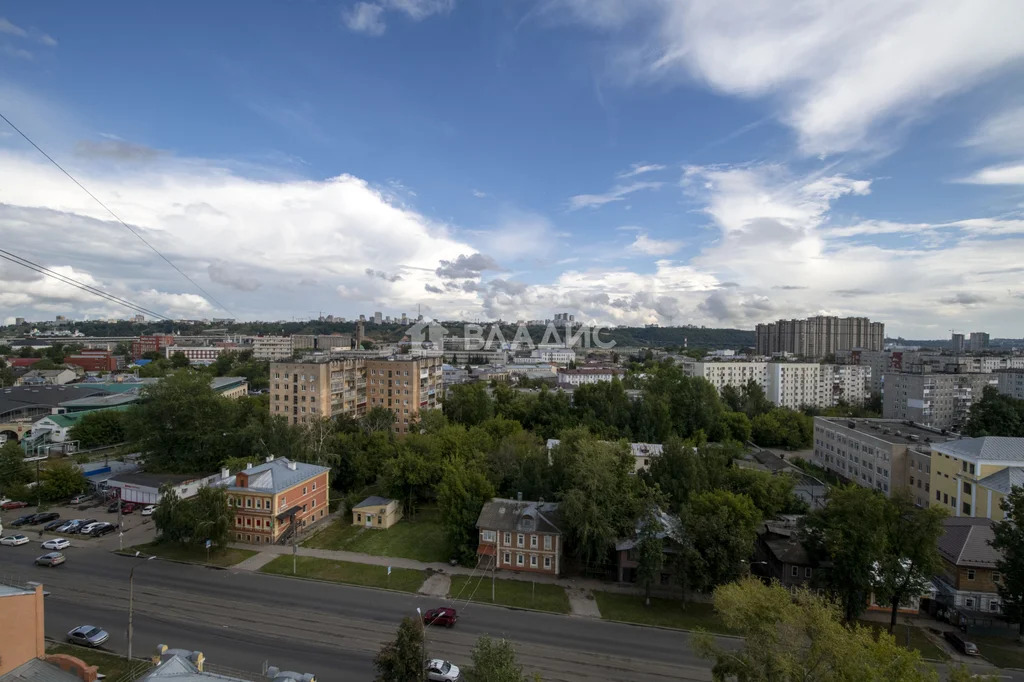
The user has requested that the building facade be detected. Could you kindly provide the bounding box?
[366,355,443,434]
[476,498,562,576]
[883,371,997,431]
[222,456,330,544]
[270,356,366,425]
[350,496,402,529]
[929,437,1024,521]
[132,334,175,358]
[997,369,1024,400]
[755,316,884,358]
[686,361,869,409]
[248,336,293,361]
[934,517,1003,614]
[556,367,624,386]
[65,350,118,372]
[164,345,228,365]
[969,332,990,352]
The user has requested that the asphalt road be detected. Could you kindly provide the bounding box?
[0,541,720,681]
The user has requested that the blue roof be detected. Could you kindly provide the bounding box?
[228,457,330,494]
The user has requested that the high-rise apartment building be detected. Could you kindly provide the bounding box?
[951,333,965,353]
[366,355,443,434]
[755,316,884,358]
[882,370,997,431]
[969,332,991,352]
[684,361,870,409]
[270,356,367,425]
[997,369,1024,400]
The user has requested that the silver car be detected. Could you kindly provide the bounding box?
[68,625,109,647]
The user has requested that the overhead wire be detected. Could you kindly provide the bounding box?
[0,248,170,320]
[0,111,235,317]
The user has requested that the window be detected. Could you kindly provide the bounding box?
[530,535,538,549]
[791,566,799,577]
[544,535,552,550]
[312,481,317,491]
[516,553,524,566]
[246,498,252,508]
[965,597,975,608]
[936,490,941,501]
[503,552,510,565]
[544,556,551,569]
[963,482,972,495]
[993,572,1001,582]
[530,555,538,568]
[944,493,949,504]
[356,513,362,522]
[967,569,976,580]
[991,601,1000,612]
[482,530,496,542]
[265,500,271,510]
[805,567,812,578]
[303,486,307,495]
[517,533,524,548]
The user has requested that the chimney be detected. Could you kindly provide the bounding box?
[516,491,522,502]
[266,454,274,463]
[221,468,230,480]
[287,461,297,471]
[246,462,253,470]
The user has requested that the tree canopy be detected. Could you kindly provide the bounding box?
[374,617,426,682]
[991,485,1024,640]
[965,386,1024,437]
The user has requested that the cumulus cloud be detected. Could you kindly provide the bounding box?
[342,0,454,36]
[538,0,1024,156]
[957,163,1024,185]
[628,233,683,256]
[435,253,502,279]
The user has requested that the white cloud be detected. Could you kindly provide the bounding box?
[965,105,1024,155]
[0,17,27,38]
[342,0,454,36]
[539,0,1024,156]
[618,162,665,178]
[958,163,1024,185]
[628,233,683,256]
[568,180,662,209]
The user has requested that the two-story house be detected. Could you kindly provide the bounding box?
[221,456,331,545]
[754,516,816,588]
[934,517,1003,614]
[476,497,562,576]
[614,507,684,584]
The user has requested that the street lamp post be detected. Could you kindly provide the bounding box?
[127,554,156,661]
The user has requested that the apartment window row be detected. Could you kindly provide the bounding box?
[499,552,552,570]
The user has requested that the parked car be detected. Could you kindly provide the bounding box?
[944,631,979,656]
[423,607,458,628]
[33,512,60,524]
[91,523,117,537]
[141,505,156,516]
[1,534,30,546]
[1,500,28,510]
[107,502,120,513]
[36,552,66,567]
[69,494,89,504]
[79,522,105,535]
[425,659,463,682]
[72,519,98,534]
[67,625,109,648]
[56,520,84,533]
[44,519,66,531]
[42,538,71,550]
[10,514,36,527]
[121,502,136,514]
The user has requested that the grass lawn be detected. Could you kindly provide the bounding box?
[969,634,1024,669]
[447,575,570,614]
[302,506,448,563]
[594,591,734,634]
[857,621,949,661]
[259,555,426,592]
[128,542,258,568]
[47,643,153,680]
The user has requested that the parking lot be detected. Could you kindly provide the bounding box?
[1,496,158,556]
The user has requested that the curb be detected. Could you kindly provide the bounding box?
[255,566,426,597]
[597,616,745,641]
[110,549,229,571]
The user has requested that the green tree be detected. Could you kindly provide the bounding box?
[724,468,805,518]
[437,461,495,563]
[169,351,191,368]
[683,489,761,593]
[991,485,1024,641]
[40,460,89,501]
[803,485,886,622]
[874,491,948,633]
[374,617,426,682]
[721,411,752,443]
[69,409,128,448]
[694,577,937,682]
[965,386,1024,437]
[382,436,443,516]
[634,506,665,607]
[643,438,737,515]
[443,383,495,427]
[0,440,31,492]
[751,408,813,449]
[153,486,193,544]
[469,636,529,682]
[190,485,232,548]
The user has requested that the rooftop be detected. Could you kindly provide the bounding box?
[0,385,112,420]
[932,437,1024,464]
[818,417,955,446]
[476,498,562,535]
[352,496,393,509]
[937,517,1000,568]
[226,457,330,495]
[977,467,1024,495]
[109,472,204,488]
[0,658,85,682]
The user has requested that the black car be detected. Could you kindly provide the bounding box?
[72,519,97,533]
[90,523,117,537]
[43,519,66,531]
[107,502,121,513]
[10,514,36,527]
[33,512,60,524]
[944,631,979,656]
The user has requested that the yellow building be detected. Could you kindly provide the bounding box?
[929,437,1024,520]
[351,496,403,529]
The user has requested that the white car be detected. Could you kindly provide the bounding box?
[141,505,155,516]
[79,522,105,535]
[42,538,71,550]
[425,659,463,682]
[1,534,30,546]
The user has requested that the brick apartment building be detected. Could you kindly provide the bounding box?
[64,349,118,372]
[131,334,175,358]
[476,497,563,576]
[222,456,330,544]
[270,355,367,425]
[366,355,443,434]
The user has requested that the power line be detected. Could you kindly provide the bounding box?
[0,111,235,317]
[0,248,170,320]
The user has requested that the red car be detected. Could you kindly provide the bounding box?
[121,502,136,514]
[423,607,458,628]
[1,501,28,510]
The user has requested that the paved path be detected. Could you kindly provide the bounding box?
[419,572,451,597]
[567,586,602,618]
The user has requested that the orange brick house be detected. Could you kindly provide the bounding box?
[222,456,330,545]
[476,498,563,576]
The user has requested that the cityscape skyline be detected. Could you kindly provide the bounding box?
[2,3,1024,336]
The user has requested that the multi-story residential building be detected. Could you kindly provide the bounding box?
[819,363,872,406]
[929,436,1024,521]
[883,370,997,431]
[951,333,965,353]
[476,497,562,576]
[556,367,624,386]
[765,362,821,408]
[686,361,869,409]
[131,334,174,358]
[755,316,884,358]
[686,361,769,394]
[249,336,293,361]
[813,417,956,500]
[366,355,443,434]
[64,349,118,372]
[221,456,330,545]
[314,334,352,351]
[934,517,1003,615]
[270,356,366,425]
[164,345,227,365]
[969,332,990,352]
[997,369,1024,400]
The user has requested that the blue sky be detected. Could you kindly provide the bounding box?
[1,1,1023,336]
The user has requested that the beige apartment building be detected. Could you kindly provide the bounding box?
[270,355,367,425]
[756,316,884,358]
[366,355,443,434]
[248,336,293,361]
